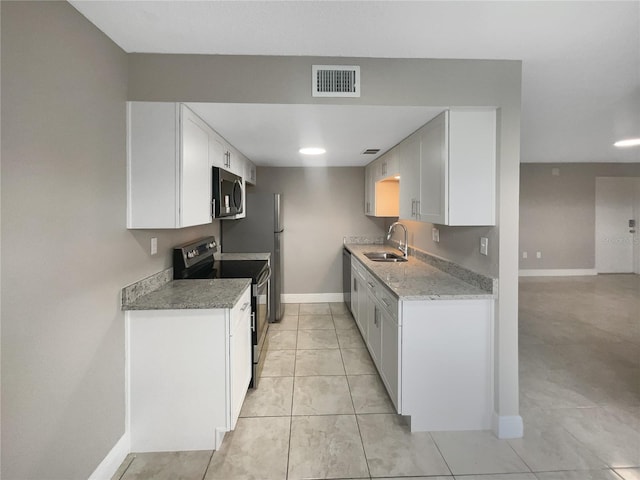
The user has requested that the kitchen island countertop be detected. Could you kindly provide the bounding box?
[122,278,251,310]
[345,244,495,301]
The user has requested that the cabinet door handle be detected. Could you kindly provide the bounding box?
[367,282,375,289]
[353,278,357,291]
[411,199,415,216]
[415,200,420,218]
[251,312,256,332]
[240,302,250,312]
[382,297,390,307]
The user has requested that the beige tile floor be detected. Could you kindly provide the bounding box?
[113,274,640,480]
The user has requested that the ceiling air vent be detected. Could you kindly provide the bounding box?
[312,65,360,97]
[362,149,380,155]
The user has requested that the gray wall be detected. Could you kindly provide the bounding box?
[520,163,640,270]
[1,3,219,479]
[250,167,386,295]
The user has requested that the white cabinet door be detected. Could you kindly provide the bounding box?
[368,300,382,365]
[418,111,448,224]
[210,134,226,169]
[380,308,399,410]
[350,267,360,326]
[379,147,400,180]
[398,131,421,221]
[127,102,213,229]
[180,106,214,228]
[353,272,367,338]
[230,289,252,430]
[364,162,375,216]
[244,158,257,185]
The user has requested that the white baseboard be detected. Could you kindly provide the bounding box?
[282,293,344,303]
[492,413,523,439]
[88,432,130,480]
[519,268,597,277]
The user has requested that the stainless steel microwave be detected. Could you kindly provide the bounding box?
[212,167,244,218]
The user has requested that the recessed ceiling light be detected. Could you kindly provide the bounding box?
[614,138,640,148]
[299,147,326,155]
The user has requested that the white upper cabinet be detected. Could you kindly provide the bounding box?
[128,102,256,228]
[364,161,376,216]
[127,102,213,229]
[244,157,257,185]
[398,130,421,221]
[377,147,400,181]
[399,109,496,226]
[366,150,401,218]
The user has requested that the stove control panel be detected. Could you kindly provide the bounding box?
[173,236,218,270]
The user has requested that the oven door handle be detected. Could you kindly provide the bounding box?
[256,266,272,290]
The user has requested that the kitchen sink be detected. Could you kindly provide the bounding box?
[364,252,408,262]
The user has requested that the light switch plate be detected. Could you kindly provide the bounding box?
[480,237,489,256]
[151,237,158,255]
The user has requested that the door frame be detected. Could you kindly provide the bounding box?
[595,176,640,274]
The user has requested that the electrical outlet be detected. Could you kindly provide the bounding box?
[536,251,542,259]
[480,237,489,256]
[522,251,528,259]
[552,167,560,176]
[151,237,158,255]
[432,227,440,243]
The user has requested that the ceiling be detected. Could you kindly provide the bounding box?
[70,1,640,166]
[187,103,443,167]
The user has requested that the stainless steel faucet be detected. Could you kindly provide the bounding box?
[386,222,408,258]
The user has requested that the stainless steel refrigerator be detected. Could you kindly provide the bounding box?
[221,192,283,322]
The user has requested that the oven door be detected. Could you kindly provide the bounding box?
[252,265,271,387]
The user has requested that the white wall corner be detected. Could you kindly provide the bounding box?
[519,269,597,277]
[492,413,523,439]
[88,432,131,480]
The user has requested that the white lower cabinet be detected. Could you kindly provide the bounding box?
[367,299,382,365]
[379,300,399,411]
[349,256,493,432]
[128,286,252,452]
[401,299,493,431]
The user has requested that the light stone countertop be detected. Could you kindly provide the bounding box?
[123,278,251,310]
[345,244,495,301]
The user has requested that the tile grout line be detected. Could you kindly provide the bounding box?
[335,308,374,480]
[284,313,299,480]
[428,432,455,478]
[200,449,216,480]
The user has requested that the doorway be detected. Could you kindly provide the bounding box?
[595,177,640,274]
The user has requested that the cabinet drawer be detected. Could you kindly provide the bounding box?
[352,257,367,279]
[377,286,398,322]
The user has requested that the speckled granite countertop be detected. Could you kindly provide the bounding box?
[345,244,495,301]
[123,278,251,310]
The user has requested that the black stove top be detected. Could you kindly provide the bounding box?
[173,236,268,282]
